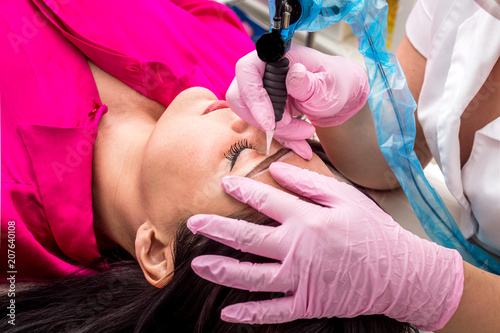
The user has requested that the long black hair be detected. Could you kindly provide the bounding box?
[0,142,418,332]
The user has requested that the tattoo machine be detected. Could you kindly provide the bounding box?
[255,1,303,155]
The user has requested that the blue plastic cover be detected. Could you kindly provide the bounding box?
[268,0,500,273]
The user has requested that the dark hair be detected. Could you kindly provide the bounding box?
[0,142,417,332]
[0,209,417,333]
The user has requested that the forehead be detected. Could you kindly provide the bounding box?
[141,144,334,225]
[139,125,242,223]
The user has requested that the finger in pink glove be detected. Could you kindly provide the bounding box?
[187,162,464,331]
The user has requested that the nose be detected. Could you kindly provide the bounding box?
[230,116,253,134]
[228,110,266,146]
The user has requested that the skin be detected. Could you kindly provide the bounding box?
[89,61,334,286]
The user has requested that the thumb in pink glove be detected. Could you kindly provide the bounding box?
[285,45,369,127]
[187,162,464,331]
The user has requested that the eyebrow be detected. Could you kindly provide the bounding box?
[244,148,291,178]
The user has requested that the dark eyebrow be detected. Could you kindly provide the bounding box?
[244,148,291,178]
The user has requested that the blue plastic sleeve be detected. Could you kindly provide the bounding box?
[268,0,500,273]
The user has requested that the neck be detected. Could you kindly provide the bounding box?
[92,108,156,255]
[88,60,166,256]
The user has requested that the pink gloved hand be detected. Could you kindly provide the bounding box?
[226,44,370,160]
[187,163,464,331]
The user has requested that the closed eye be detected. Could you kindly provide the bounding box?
[224,139,256,170]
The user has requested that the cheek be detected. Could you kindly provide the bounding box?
[170,176,248,219]
[147,175,248,225]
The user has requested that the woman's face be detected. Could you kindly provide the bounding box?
[140,87,334,231]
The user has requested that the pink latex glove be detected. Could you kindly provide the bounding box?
[226,44,370,160]
[187,163,464,331]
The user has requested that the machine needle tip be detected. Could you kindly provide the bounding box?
[266,130,274,156]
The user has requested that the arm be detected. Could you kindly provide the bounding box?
[438,261,500,333]
[395,35,433,169]
[315,103,395,190]
[316,35,432,190]
[320,37,500,331]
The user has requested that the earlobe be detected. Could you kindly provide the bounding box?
[135,222,175,287]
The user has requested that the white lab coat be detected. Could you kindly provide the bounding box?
[407,0,500,254]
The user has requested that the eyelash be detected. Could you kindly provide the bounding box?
[224,139,255,169]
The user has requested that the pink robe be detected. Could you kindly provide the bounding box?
[0,0,254,281]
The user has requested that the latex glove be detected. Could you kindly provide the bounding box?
[187,163,464,331]
[226,44,370,159]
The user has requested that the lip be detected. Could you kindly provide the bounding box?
[246,148,292,178]
[202,100,230,115]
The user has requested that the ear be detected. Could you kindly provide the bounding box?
[135,221,175,287]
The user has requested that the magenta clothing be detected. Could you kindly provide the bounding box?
[0,0,254,281]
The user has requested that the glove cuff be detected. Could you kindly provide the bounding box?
[389,245,464,331]
[413,249,464,331]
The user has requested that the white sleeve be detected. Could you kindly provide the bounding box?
[405,0,436,58]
